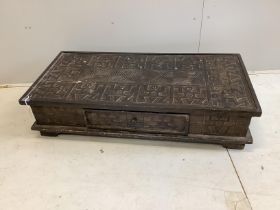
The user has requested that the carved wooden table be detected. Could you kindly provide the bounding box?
[19,52,262,149]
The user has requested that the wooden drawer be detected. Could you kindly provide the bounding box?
[84,109,189,135]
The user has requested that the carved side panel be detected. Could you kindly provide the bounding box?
[189,112,251,136]
[32,106,85,127]
[31,105,249,137]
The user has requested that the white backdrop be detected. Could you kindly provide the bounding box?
[1,0,280,84]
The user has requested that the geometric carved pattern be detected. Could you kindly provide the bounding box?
[28,52,255,110]
[203,113,250,136]
[189,112,251,136]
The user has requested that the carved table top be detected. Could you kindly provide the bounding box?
[19,52,261,116]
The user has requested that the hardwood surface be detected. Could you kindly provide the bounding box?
[19,52,262,149]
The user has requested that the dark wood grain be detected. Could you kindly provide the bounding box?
[19,52,262,149]
[84,109,189,135]
[19,52,261,115]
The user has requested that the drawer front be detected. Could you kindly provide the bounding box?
[84,110,189,135]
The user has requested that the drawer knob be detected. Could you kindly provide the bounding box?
[131,117,137,123]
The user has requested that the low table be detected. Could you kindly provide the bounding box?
[19,52,262,149]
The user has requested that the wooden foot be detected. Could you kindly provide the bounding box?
[223,144,245,150]
[40,131,59,137]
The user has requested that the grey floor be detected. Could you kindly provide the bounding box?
[0,71,279,210]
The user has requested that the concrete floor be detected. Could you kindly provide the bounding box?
[0,71,279,210]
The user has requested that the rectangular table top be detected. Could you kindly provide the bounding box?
[19,52,261,116]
